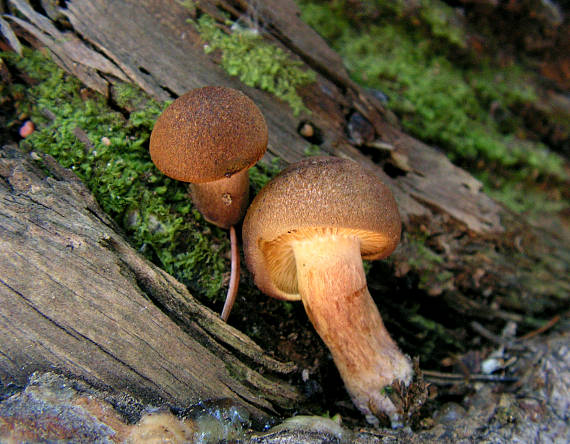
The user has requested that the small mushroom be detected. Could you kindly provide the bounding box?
[150,86,268,320]
[150,86,267,228]
[242,156,412,425]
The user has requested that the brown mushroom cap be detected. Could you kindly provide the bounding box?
[242,156,401,301]
[149,86,268,183]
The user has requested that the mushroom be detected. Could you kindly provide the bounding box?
[150,86,268,320]
[242,156,413,425]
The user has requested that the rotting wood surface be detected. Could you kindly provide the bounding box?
[0,144,300,420]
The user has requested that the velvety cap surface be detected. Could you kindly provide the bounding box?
[149,86,268,182]
[243,156,401,300]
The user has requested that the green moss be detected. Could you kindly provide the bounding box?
[194,14,315,116]
[401,236,454,293]
[176,0,195,15]
[415,0,466,49]
[467,66,537,107]
[248,157,283,193]
[435,271,454,283]
[298,0,567,210]
[408,240,444,268]
[303,144,322,157]
[478,170,568,216]
[2,48,228,300]
[296,1,351,42]
[409,313,462,351]
[299,0,466,52]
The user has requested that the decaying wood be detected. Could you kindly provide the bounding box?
[0,144,300,420]
[0,331,567,442]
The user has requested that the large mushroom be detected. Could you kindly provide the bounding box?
[242,156,413,425]
[150,86,268,320]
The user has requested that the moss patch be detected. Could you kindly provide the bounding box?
[248,156,283,193]
[194,14,315,116]
[298,0,568,217]
[2,48,228,300]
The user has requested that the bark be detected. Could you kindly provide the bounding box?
[0,143,300,421]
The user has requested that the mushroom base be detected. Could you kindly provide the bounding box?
[292,234,413,425]
[189,170,250,229]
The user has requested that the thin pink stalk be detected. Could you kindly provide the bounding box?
[221,225,240,321]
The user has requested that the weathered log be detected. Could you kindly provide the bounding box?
[0,144,300,420]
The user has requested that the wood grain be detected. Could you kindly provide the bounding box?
[0,144,300,419]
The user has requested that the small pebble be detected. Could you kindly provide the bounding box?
[299,122,314,138]
[481,357,502,374]
[434,402,466,424]
[19,120,35,138]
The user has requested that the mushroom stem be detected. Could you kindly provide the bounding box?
[221,225,240,322]
[189,169,250,229]
[292,234,413,424]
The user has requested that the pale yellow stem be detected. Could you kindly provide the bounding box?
[292,234,412,424]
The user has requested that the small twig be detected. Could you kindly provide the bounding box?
[220,225,240,322]
[454,293,545,328]
[518,315,561,340]
[423,370,518,384]
[72,126,95,154]
[470,321,526,350]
